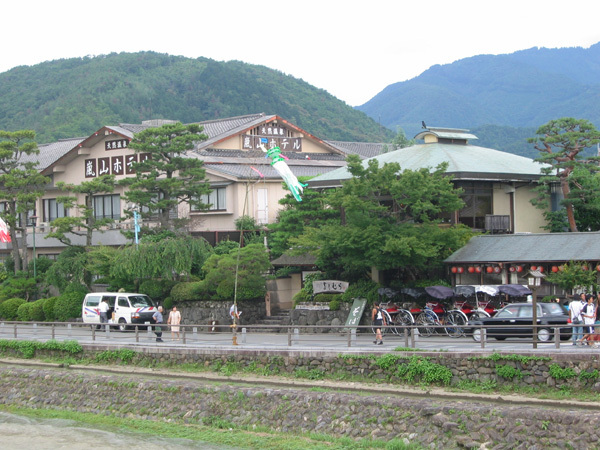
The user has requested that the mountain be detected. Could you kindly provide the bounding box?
[0,52,394,144]
[357,43,600,145]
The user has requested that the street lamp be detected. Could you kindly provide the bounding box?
[527,269,545,349]
[30,215,38,278]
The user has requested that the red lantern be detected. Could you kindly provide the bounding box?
[468,266,475,273]
[596,265,600,272]
[551,266,559,273]
[475,266,482,273]
[516,265,523,273]
[538,266,544,273]
[494,266,501,273]
[530,265,537,271]
[451,267,457,273]
[457,267,464,274]
[509,266,516,272]
[486,266,493,273]
[583,265,588,271]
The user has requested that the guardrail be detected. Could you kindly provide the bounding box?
[0,321,586,350]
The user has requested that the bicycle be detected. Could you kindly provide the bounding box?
[381,302,415,335]
[414,301,469,338]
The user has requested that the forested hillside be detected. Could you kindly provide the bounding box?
[0,52,394,144]
[358,43,600,141]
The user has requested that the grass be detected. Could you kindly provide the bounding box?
[0,405,423,450]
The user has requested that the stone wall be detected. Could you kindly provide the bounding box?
[289,304,352,330]
[171,300,266,330]
[1,363,598,449]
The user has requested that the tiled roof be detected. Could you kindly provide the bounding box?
[445,232,600,264]
[309,142,548,186]
[195,148,347,161]
[271,253,317,266]
[203,162,343,181]
[326,141,387,159]
[23,137,85,170]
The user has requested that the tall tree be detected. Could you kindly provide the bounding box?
[121,122,212,231]
[48,174,117,247]
[0,130,50,273]
[287,155,473,282]
[528,118,600,232]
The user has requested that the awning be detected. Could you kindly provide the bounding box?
[454,285,476,297]
[475,285,499,296]
[497,284,532,297]
[425,285,455,300]
[401,287,426,298]
[377,288,399,299]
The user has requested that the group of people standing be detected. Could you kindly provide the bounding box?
[151,304,241,342]
[151,306,182,342]
[568,293,599,346]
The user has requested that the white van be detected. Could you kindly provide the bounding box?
[82,292,157,331]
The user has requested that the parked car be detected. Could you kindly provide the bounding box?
[468,302,572,342]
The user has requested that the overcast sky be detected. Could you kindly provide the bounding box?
[3,0,599,106]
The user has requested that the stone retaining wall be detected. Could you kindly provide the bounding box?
[172,300,266,329]
[0,364,598,449]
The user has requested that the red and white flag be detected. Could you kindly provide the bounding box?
[0,217,11,243]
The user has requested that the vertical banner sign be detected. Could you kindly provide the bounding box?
[345,298,368,329]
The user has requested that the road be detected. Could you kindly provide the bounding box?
[0,322,594,354]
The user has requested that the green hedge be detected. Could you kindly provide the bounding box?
[17,302,34,321]
[139,279,177,302]
[170,281,207,302]
[43,297,59,321]
[0,298,26,320]
[54,292,85,321]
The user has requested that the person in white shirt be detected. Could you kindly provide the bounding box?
[581,294,596,336]
[569,294,585,346]
[99,299,109,324]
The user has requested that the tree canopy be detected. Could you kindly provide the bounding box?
[0,130,49,272]
[283,154,474,283]
[529,117,600,232]
[122,122,212,231]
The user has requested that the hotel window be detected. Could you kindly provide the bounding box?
[43,198,67,222]
[197,187,227,211]
[456,182,492,230]
[93,194,121,219]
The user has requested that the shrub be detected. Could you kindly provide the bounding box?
[54,291,85,321]
[30,299,46,321]
[170,281,207,302]
[139,279,177,302]
[17,302,34,321]
[292,289,312,307]
[162,297,173,310]
[42,296,59,321]
[341,279,379,304]
[0,297,26,320]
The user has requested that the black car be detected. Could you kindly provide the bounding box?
[468,302,572,342]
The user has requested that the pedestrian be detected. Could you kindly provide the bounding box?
[99,298,109,324]
[152,306,164,342]
[372,302,386,345]
[581,294,596,339]
[569,294,584,346]
[230,303,241,328]
[167,306,182,341]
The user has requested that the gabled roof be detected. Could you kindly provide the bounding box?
[22,137,85,170]
[33,113,384,181]
[445,232,600,264]
[414,126,478,141]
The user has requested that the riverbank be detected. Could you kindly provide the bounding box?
[1,360,599,449]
